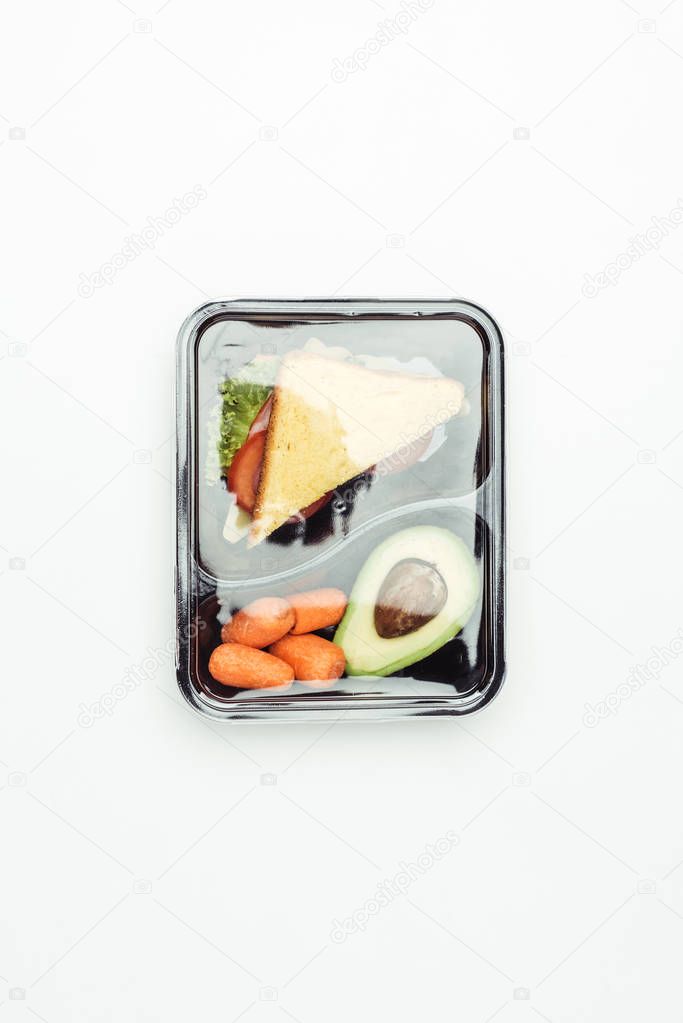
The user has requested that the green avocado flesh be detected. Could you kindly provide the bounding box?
[334,526,480,677]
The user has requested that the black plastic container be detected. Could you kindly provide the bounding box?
[176,299,505,720]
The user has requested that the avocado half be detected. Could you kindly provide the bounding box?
[334,525,480,677]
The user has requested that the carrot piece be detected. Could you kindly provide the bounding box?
[268,634,345,681]
[287,588,347,635]
[208,642,294,689]
[221,597,295,648]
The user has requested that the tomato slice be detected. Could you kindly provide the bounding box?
[290,491,332,522]
[228,427,333,522]
[227,395,274,513]
[228,431,265,513]
[247,393,273,439]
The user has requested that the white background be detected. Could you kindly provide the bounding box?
[2,0,683,1019]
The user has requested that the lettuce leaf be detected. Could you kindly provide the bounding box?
[217,358,276,472]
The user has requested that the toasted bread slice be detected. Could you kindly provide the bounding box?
[248,351,464,546]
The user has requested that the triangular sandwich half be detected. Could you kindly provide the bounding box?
[248,351,464,546]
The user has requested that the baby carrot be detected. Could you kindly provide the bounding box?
[268,634,345,682]
[287,588,347,635]
[221,596,295,648]
[208,642,295,689]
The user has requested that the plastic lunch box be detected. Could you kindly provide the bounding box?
[175,299,505,720]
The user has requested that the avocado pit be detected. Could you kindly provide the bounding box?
[374,558,448,639]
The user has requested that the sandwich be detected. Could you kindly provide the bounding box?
[217,344,465,546]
